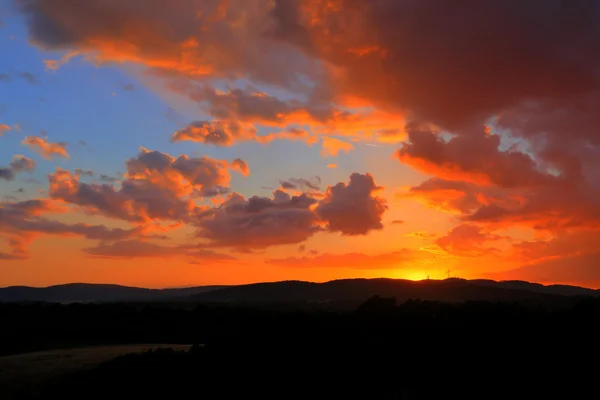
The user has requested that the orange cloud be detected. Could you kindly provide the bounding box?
[230,158,250,177]
[436,225,504,258]
[22,136,69,159]
[266,249,416,269]
[0,124,10,135]
[405,231,436,240]
[0,199,143,260]
[396,124,557,188]
[321,137,354,157]
[83,239,235,262]
[48,148,233,223]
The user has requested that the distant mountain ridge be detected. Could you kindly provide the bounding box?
[0,283,227,303]
[1,278,598,304]
[188,278,600,306]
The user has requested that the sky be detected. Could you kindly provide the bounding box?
[1,0,600,289]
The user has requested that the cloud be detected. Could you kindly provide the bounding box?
[489,252,600,287]
[82,239,235,261]
[270,0,600,130]
[0,155,36,181]
[230,158,250,177]
[321,137,354,157]
[0,199,146,260]
[19,0,312,87]
[118,81,135,91]
[315,173,387,235]
[436,225,503,258]
[22,136,69,159]
[326,163,337,169]
[171,120,257,146]
[391,220,404,225]
[44,148,257,234]
[18,1,404,144]
[405,231,436,240]
[396,124,557,188]
[279,177,321,192]
[0,124,11,135]
[16,71,38,84]
[0,74,10,82]
[49,148,233,223]
[74,168,94,177]
[195,190,320,249]
[99,174,118,183]
[0,168,15,181]
[266,249,417,269]
[19,0,600,133]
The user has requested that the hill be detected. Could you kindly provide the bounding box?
[1,278,598,305]
[0,283,226,303]
[188,278,600,307]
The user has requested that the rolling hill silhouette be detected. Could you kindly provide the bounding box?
[187,278,600,307]
[1,278,597,304]
[0,283,226,303]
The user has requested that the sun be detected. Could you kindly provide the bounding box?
[388,270,428,281]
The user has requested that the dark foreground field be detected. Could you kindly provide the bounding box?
[0,344,191,399]
[2,296,600,399]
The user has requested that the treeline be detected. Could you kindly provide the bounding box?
[2,296,600,355]
[4,297,600,399]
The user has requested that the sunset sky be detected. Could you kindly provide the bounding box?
[1,0,600,288]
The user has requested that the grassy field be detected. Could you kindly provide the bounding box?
[0,344,191,399]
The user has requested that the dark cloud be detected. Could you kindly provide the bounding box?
[270,0,600,130]
[0,168,14,181]
[397,123,558,188]
[179,84,294,125]
[82,239,235,261]
[18,0,313,89]
[118,81,136,91]
[0,155,35,181]
[74,168,94,177]
[316,173,387,235]
[279,177,321,191]
[195,190,320,249]
[16,71,38,84]
[99,174,118,183]
[0,199,148,260]
[0,73,10,82]
[197,185,229,198]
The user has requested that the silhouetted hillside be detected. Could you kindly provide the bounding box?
[8,297,599,400]
[189,278,600,307]
[2,278,598,305]
[0,283,226,303]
